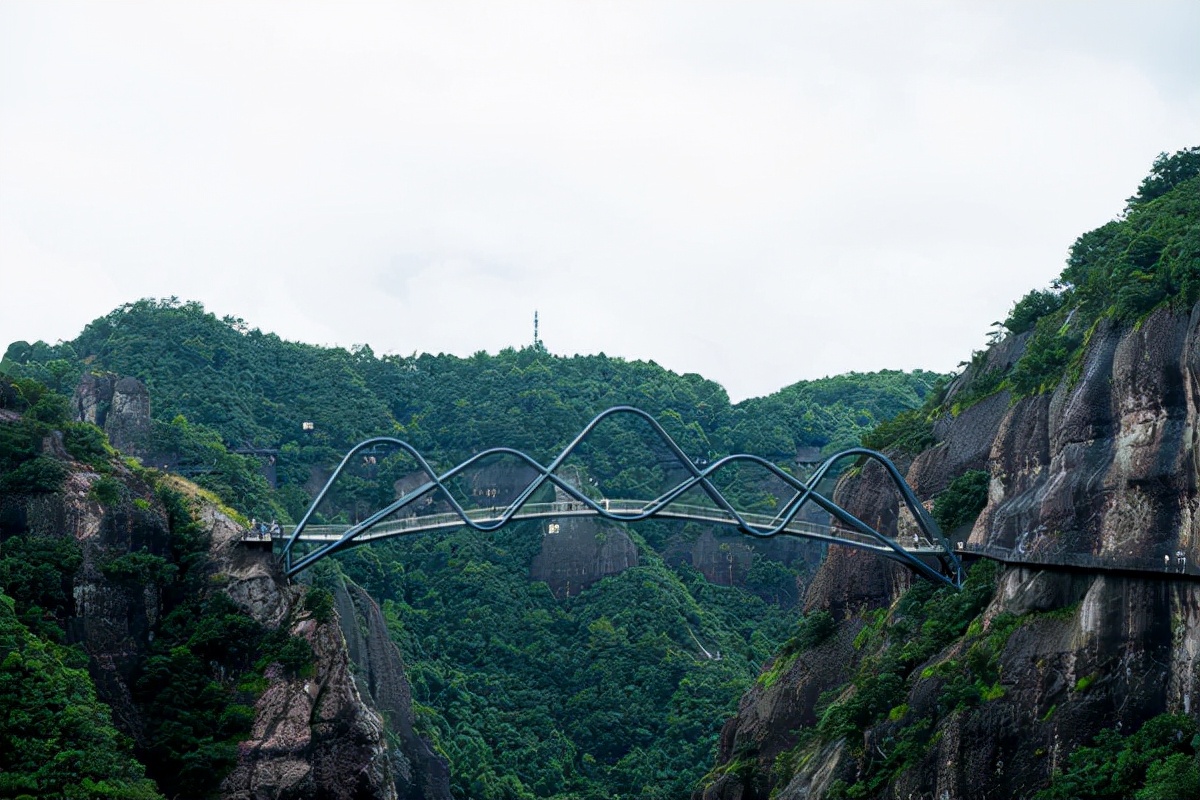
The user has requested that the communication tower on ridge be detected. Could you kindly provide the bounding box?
[533,310,541,350]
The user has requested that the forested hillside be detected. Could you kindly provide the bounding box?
[3,308,939,523]
[7,143,1193,797]
[1,305,942,798]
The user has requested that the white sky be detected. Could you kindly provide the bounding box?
[1,1,1198,401]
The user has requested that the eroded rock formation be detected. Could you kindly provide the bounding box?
[217,516,442,800]
[974,306,1198,572]
[73,373,153,458]
[700,303,1200,800]
[0,427,449,800]
[332,576,453,800]
[529,479,639,597]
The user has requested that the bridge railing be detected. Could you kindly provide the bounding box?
[279,498,939,552]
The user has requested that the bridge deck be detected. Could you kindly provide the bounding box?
[274,498,946,555]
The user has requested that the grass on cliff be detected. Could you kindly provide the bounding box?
[156,471,249,527]
[755,610,837,690]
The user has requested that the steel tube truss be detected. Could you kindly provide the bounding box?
[281,406,963,588]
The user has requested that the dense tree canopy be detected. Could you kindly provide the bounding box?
[2,301,941,526]
[0,592,165,800]
[1,305,942,799]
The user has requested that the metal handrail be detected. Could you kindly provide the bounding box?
[279,500,942,552]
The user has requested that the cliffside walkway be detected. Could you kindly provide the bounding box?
[279,406,964,588]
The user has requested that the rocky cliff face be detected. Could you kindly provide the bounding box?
[217,518,420,800]
[663,527,823,593]
[222,605,399,800]
[973,305,1198,573]
[73,373,153,458]
[700,302,1200,800]
[184,499,451,800]
[529,479,639,597]
[331,575,453,800]
[801,457,916,619]
[529,513,640,597]
[0,427,449,800]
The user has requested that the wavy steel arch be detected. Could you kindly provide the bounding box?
[282,406,963,588]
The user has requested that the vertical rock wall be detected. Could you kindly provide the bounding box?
[530,514,640,597]
[0,427,447,800]
[973,305,1198,572]
[73,373,153,458]
[332,578,453,800]
[702,302,1200,800]
[218,516,452,800]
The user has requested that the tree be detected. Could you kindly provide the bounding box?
[0,592,164,799]
[1127,146,1200,209]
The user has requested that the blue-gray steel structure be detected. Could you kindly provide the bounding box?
[282,406,964,588]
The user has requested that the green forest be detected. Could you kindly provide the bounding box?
[1,302,942,526]
[0,303,941,798]
[1,146,1197,799]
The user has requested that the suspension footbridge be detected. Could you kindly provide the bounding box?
[279,407,963,588]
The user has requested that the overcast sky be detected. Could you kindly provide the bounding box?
[2,2,1197,401]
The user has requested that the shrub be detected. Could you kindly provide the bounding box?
[932,470,990,531]
[1010,324,1082,396]
[100,549,178,586]
[1127,146,1200,208]
[1036,713,1200,800]
[949,367,1008,414]
[63,422,111,466]
[25,391,70,427]
[88,475,124,507]
[0,457,68,493]
[0,535,84,633]
[0,418,40,470]
[783,611,836,656]
[1005,288,1066,335]
[261,634,314,676]
[861,408,935,455]
[302,587,335,624]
